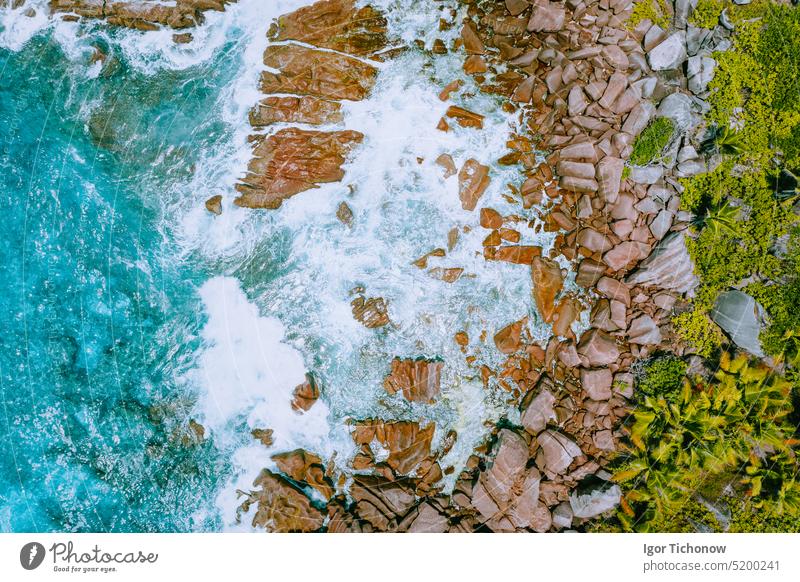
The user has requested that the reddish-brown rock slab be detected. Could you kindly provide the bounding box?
[350,475,416,531]
[268,0,388,57]
[51,0,231,30]
[291,373,320,412]
[383,358,443,403]
[271,449,334,500]
[239,469,325,532]
[494,317,528,354]
[249,95,343,127]
[458,159,490,211]
[235,128,363,209]
[531,256,563,323]
[260,44,378,101]
[351,295,390,328]
[351,419,434,475]
[471,429,542,531]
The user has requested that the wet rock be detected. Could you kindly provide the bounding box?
[710,291,765,357]
[240,470,325,532]
[626,232,699,296]
[597,277,631,306]
[480,207,504,229]
[577,228,613,254]
[494,318,527,354]
[251,428,274,447]
[173,32,193,44]
[648,32,687,71]
[260,44,377,101]
[446,105,484,129]
[531,256,563,323]
[570,480,621,519]
[384,358,443,403]
[268,0,388,56]
[461,22,485,54]
[271,449,334,500]
[580,368,613,400]
[552,297,580,337]
[51,0,231,30]
[458,159,490,211]
[205,194,222,215]
[436,153,457,178]
[537,430,582,474]
[577,329,620,367]
[351,295,390,328]
[292,373,321,412]
[520,388,557,434]
[235,128,363,209]
[350,474,416,531]
[527,0,565,33]
[576,259,607,287]
[351,419,434,474]
[250,95,343,126]
[506,0,530,16]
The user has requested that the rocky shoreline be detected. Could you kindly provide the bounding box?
[11,0,741,531]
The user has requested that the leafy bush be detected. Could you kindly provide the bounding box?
[630,117,675,166]
[638,356,688,399]
[629,0,671,30]
[613,353,799,531]
[690,0,725,30]
[672,310,724,357]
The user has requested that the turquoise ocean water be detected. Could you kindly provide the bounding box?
[0,29,240,532]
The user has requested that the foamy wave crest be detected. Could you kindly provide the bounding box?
[0,0,51,50]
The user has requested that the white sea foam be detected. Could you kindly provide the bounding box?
[0,0,50,51]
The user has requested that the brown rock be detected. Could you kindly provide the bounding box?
[205,194,222,215]
[235,128,363,209]
[260,44,377,101]
[531,256,563,323]
[291,374,320,412]
[494,318,527,354]
[269,0,388,56]
[446,105,484,129]
[505,0,530,16]
[351,295,390,328]
[271,449,334,500]
[579,368,613,400]
[458,159,490,211]
[520,388,557,434]
[250,95,342,127]
[383,358,443,403]
[537,430,581,474]
[251,428,274,447]
[461,22,485,54]
[596,276,631,306]
[435,153,457,178]
[527,0,565,32]
[552,297,580,337]
[240,470,325,532]
[596,156,624,203]
[487,245,541,264]
[603,241,646,271]
[577,329,620,367]
[350,475,416,531]
[351,419,435,475]
[480,207,504,229]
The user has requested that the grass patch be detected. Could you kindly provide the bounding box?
[629,117,675,166]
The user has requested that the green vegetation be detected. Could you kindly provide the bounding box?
[611,353,800,532]
[675,2,800,357]
[629,0,671,30]
[672,310,723,358]
[629,117,675,166]
[637,356,688,400]
[689,0,725,29]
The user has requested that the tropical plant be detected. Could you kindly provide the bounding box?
[691,199,742,237]
[702,125,745,156]
[613,353,799,531]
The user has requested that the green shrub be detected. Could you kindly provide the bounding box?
[690,0,725,29]
[630,117,675,166]
[613,353,799,531]
[638,356,688,399]
[629,0,671,30]
[672,310,724,357]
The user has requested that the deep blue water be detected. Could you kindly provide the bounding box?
[0,31,237,532]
